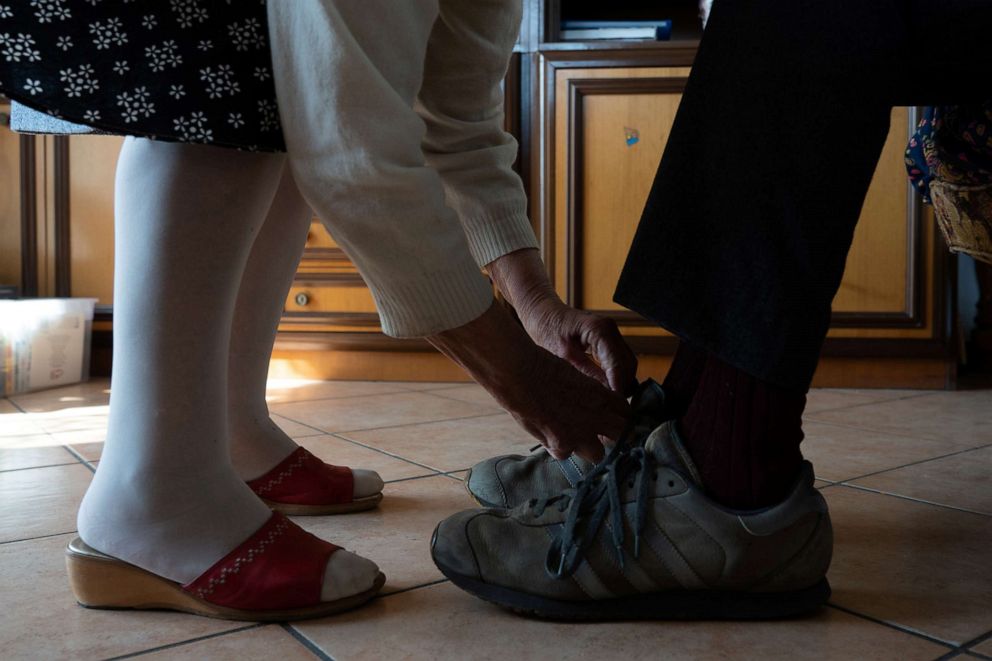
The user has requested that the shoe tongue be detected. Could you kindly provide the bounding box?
[625,379,670,443]
[643,420,703,487]
[631,378,665,414]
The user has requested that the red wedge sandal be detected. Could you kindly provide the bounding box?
[246,447,383,516]
[65,512,385,621]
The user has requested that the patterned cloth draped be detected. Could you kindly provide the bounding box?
[0,0,285,151]
[906,104,992,203]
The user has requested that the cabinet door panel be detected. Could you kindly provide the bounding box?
[833,109,913,315]
[551,66,691,339]
[580,92,674,312]
[828,107,938,340]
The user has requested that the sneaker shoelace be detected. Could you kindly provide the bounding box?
[528,380,668,457]
[530,423,659,579]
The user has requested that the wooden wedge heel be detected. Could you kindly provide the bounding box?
[65,513,385,621]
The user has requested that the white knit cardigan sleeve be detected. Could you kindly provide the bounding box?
[416,0,539,270]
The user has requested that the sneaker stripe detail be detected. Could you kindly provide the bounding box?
[592,515,665,594]
[572,560,617,600]
[616,539,665,592]
[544,526,615,600]
[580,530,642,596]
[640,520,707,590]
[555,457,585,487]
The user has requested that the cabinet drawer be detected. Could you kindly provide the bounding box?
[285,283,377,314]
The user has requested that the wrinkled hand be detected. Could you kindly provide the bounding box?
[517,298,639,397]
[497,341,629,462]
[427,301,629,463]
[485,248,639,398]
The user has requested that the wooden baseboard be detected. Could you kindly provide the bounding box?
[268,349,472,383]
[92,325,954,389]
[810,357,953,389]
[268,347,953,390]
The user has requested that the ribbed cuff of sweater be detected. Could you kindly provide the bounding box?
[458,201,539,268]
[371,255,495,338]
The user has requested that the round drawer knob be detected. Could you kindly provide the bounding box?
[294,292,310,307]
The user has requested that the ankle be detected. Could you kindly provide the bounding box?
[228,416,300,480]
[662,341,708,417]
[679,354,806,510]
[78,464,272,583]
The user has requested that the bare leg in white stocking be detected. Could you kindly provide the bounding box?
[76,138,379,601]
[226,170,383,498]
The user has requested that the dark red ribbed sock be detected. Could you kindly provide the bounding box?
[661,341,708,417]
[679,353,806,510]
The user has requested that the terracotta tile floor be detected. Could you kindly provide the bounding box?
[1,379,990,660]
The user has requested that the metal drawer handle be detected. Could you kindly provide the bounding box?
[294,292,310,307]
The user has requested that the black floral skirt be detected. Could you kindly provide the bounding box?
[0,0,285,151]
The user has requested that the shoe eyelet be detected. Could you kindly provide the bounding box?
[668,480,675,488]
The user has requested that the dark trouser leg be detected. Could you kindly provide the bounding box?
[615,0,904,391]
[615,0,992,507]
[617,0,992,391]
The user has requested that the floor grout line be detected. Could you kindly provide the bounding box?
[6,399,29,414]
[963,630,992,651]
[826,603,958,649]
[836,482,992,517]
[802,415,989,447]
[62,444,98,473]
[383,472,444,485]
[281,624,335,661]
[399,383,472,393]
[418,389,500,409]
[101,623,264,660]
[266,387,414,407]
[376,578,449,600]
[817,442,992,486]
[804,391,935,417]
[329,410,505,435]
[283,428,332,440]
[271,407,506,440]
[327,431,451,475]
[268,416,331,438]
[0,460,84,474]
[0,529,77,546]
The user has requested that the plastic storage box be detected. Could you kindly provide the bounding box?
[0,298,97,397]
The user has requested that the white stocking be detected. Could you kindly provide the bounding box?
[226,169,383,497]
[77,138,378,601]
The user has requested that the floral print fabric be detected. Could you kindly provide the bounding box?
[0,0,285,151]
[906,103,992,203]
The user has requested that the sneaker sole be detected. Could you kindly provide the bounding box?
[435,559,830,621]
